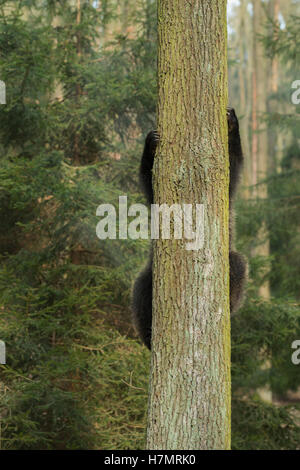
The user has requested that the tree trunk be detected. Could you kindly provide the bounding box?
[239,0,252,199]
[267,0,279,175]
[147,0,230,450]
[252,0,270,299]
[252,0,272,404]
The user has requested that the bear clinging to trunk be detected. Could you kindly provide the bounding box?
[132,108,247,350]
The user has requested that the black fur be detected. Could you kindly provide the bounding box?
[132,108,247,350]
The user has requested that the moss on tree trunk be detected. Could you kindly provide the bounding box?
[147,0,230,450]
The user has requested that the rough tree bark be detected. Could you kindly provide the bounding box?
[147,0,230,450]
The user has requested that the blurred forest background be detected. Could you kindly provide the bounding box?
[0,0,299,450]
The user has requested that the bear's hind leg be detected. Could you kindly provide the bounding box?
[131,261,153,350]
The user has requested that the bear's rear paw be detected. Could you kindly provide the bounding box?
[227,107,239,134]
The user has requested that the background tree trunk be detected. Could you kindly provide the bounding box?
[239,0,252,199]
[252,0,270,301]
[147,0,230,450]
[252,0,272,404]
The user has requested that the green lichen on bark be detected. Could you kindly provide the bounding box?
[147,0,230,450]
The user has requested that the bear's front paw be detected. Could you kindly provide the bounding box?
[227,107,239,134]
[145,130,160,155]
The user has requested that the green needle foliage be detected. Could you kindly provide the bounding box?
[0,0,154,449]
